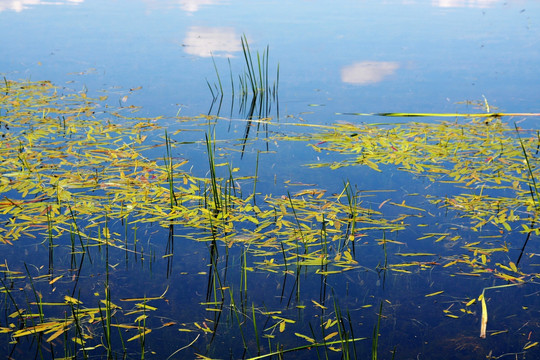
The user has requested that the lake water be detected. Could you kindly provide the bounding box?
[1,1,540,359]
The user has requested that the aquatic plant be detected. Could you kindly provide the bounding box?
[2,80,540,359]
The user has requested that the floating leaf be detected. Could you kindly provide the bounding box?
[480,295,488,338]
[324,331,339,341]
[524,341,539,350]
[311,300,327,310]
[127,329,151,342]
[294,332,316,343]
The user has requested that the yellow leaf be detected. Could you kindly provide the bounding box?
[509,262,518,273]
[324,331,339,341]
[279,321,286,333]
[294,332,315,343]
[480,295,488,338]
[46,326,68,343]
[64,296,82,305]
[100,300,121,309]
[134,314,148,323]
[49,275,63,285]
[425,291,444,297]
[127,328,151,342]
[72,336,85,345]
[9,310,24,318]
[396,253,435,257]
[324,319,337,329]
[311,300,327,310]
[110,324,139,329]
[14,322,63,338]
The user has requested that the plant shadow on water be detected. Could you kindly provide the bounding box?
[2,67,540,360]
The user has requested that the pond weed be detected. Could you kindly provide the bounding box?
[2,80,540,358]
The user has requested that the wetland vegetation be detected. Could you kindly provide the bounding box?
[1,74,540,359]
[2,0,539,357]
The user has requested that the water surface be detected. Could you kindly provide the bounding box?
[1,1,540,359]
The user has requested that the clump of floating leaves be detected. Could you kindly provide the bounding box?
[0,80,405,356]
[305,118,540,231]
[0,80,399,255]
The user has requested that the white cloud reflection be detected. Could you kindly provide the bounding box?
[177,0,225,13]
[183,26,241,57]
[432,0,500,7]
[0,0,82,12]
[140,0,226,14]
[341,61,399,85]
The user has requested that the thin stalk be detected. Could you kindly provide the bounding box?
[0,277,24,322]
[24,264,44,322]
[252,150,260,205]
[252,303,260,354]
[228,288,248,350]
[241,34,257,94]
[280,242,288,273]
[308,323,323,359]
[372,301,383,360]
[115,316,127,356]
[70,298,89,359]
[287,192,307,253]
[516,124,540,205]
[240,247,248,304]
[245,337,367,360]
[104,215,112,358]
[139,299,147,359]
[517,220,535,266]
[211,54,223,95]
[164,131,178,209]
[205,133,221,212]
[333,293,350,359]
[347,309,358,359]
[47,205,54,273]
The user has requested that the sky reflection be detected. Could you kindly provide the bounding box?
[0,0,511,14]
[141,0,226,13]
[177,0,225,13]
[1,0,537,117]
[0,0,82,12]
[341,61,400,85]
[183,26,241,57]
[432,0,501,7]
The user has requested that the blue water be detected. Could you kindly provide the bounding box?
[2,0,539,120]
[2,1,540,359]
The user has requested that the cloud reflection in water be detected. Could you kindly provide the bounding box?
[0,0,82,12]
[341,61,400,85]
[432,0,500,7]
[177,0,225,13]
[183,26,240,57]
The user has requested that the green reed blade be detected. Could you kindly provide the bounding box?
[205,132,221,211]
[337,112,540,117]
[372,301,383,360]
[516,123,540,206]
[245,337,367,360]
[252,303,260,354]
[24,264,43,323]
